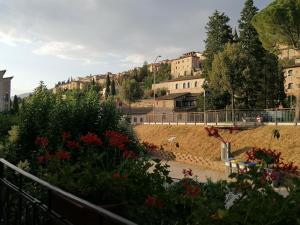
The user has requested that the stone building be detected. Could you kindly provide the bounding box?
[0,70,13,112]
[148,59,172,73]
[279,45,300,98]
[152,75,205,95]
[171,52,204,78]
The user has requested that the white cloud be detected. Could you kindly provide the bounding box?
[0,30,31,46]
[33,41,102,64]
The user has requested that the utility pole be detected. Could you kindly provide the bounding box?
[153,55,161,123]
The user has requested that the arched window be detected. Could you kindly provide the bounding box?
[187,82,190,88]
[175,83,179,89]
[288,70,293,76]
[183,83,186,89]
[194,81,198,87]
[288,83,294,89]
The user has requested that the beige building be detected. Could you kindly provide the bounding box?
[283,64,300,97]
[152,75,205,95]
[148,59,172,73]
[278,45,300,98]
[155,92,199,113]
[171,52,204,78]
[0,70,13,112]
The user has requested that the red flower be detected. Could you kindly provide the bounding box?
[80,133,103,146]
[183,168,193,177]
[183,181,201,198]
[37,155,45,165]
[36,151,53,165]
[105,130,129,150]
[112,172,128,179]
[62,131,71,141]
[145,195,163,209]
[35,136,49,148]
[204,127,226,144]
[123,150,136,159]
[67,140,80,150]
[113,172,121,179]
[143,142,158,153]
[55,150,71,160]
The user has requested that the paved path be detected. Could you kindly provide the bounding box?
[163,160,228,182]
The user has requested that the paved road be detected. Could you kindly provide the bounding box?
[163,160,228,182]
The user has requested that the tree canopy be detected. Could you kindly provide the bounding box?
[252,0,300,51]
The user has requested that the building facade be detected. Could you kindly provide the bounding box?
[152,75,205,95]
[171,52,204,78]
[283,64,300,97]
[279,45,300,98]
[0,70,13,112]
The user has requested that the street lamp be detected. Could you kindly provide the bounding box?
[203,80,208,124]
[153,55,161,122]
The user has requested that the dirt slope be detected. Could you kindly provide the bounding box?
[134,125,300,165]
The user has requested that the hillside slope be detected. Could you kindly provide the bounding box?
[134,125,300,166]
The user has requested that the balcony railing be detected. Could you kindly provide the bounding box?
[0,158,137,225]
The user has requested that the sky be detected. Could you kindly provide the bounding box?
[0,0,272,96]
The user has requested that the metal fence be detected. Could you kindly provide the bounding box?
[135,108,296,125]
[0,158,137,225]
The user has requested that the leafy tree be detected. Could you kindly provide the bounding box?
[210,43,248,119]
[204,10,233,73]
[121,79,143,104]
[238,0,283,108]
[111,79,116,96]
[252,0,300,51]
[12,95,19,113]
[105,74,111,97]
[203,10,233,109]
[137,62,148,82]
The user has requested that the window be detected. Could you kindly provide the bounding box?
[183,83,186,88]
[288,70,293,76]
[288,83,294,89]
[175,83,179,89]
[133,117,137,122]
[187,82,190,88]
[194,81,197,87]
[140,117,143,123]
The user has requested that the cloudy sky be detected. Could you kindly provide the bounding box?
[0,0,271,95]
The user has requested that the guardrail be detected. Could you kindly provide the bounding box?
[0,158,137,225]
[130,108,297,125]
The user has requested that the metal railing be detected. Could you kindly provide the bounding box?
[0,158,137,225]
[132,108,296,125]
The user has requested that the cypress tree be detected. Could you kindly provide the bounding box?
[105,74,111,97]
[111,79,116,96]
[12,95,19,113]
[203,10,233,109]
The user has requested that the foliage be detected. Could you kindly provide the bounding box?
[252,0,300,51]
[203,10,233,73]
[203,10,233,109]
[120,79,143,103]
[12,95,19,114]
[210,43,248,110]
[111,79,116,95]
[105,74,111,97]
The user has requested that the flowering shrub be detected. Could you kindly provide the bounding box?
[246,147,298,172]
[80,133,103,146]
[205,126,239,144]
